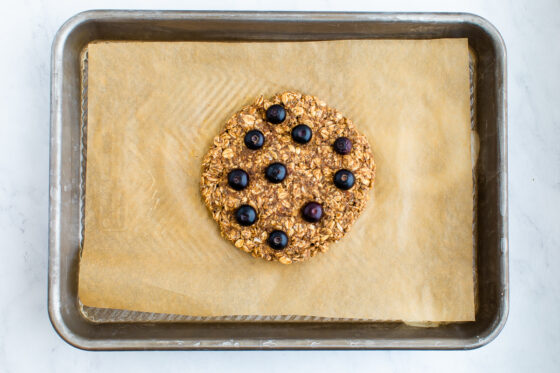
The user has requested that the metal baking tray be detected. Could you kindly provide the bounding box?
[49,10,508,350]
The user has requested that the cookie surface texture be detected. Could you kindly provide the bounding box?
[200,92,375,264]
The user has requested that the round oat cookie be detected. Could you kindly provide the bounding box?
[200,92,376,264]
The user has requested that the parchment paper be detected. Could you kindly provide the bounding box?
[79,39,474,322]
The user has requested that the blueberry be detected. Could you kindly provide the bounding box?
[268,230,288,250]
[265,163,287,183]
[235,205,257,226]
[302,202,323,223]
[291,124,312,144]
[227,169,249,190]
[333,169,355,190]
[244,130,265,150]
[266,104,286,124]
[333,137,352,155]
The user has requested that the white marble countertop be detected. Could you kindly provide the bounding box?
[1,0,559,372]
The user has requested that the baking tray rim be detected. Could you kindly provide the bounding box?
[49,10,508,350]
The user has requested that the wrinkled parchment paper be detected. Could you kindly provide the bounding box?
[79,39,474,321]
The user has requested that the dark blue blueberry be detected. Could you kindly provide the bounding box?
[244,130,265,150]
[266,104,286,124]
[235,205,257,226]
[265,163,287,183]
[227,169,249,190]
[333,169,355,190]
[268,230,288,250]
[291,124,312,144]
[333,137,352,155]
[301,202,323,223]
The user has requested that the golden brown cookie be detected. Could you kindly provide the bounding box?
[200,92,375,263]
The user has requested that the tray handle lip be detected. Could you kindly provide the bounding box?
[50,9,512,29]
[49,8,95,352]
[48,9,509,351]
[459,12,509,351]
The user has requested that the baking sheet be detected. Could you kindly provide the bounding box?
[79,39,474,322]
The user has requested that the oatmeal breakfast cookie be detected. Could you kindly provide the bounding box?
[200,91,375,264]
